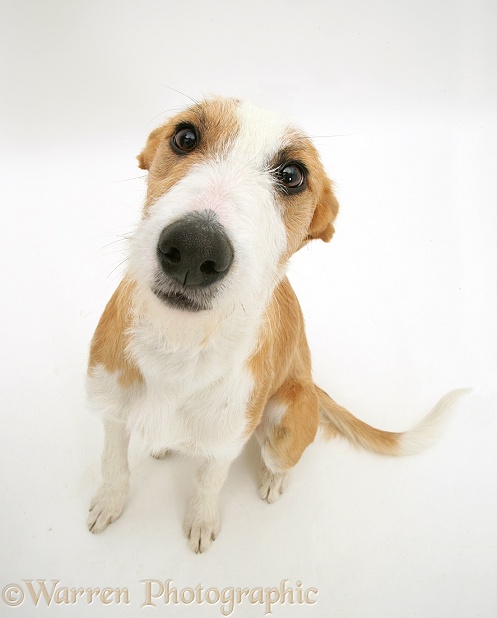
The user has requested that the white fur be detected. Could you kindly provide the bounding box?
[183,460,231,553]
[86,363,140,423]
[259,466,289,503]
[254,392,291,501]
[255,399,288,474]
[87,419,130,533]
[398,388,472,455]
[125,318,255,460]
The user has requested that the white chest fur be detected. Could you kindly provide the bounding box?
[125,313,258,461]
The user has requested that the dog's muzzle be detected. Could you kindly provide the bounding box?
[153,210,234,311]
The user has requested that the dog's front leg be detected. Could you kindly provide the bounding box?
[183,459,231,553]
[88,419,130,533]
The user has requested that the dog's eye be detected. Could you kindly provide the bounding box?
[171,125,198,154]
[277,163,307,193]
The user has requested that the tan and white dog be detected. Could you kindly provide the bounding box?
[87,97,467,553]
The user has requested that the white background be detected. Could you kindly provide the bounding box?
[1,1,496,616]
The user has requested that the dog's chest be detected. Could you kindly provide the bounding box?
[127,321,256,459]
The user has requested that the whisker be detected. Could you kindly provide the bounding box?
[96,224,137,233]
[111,175,148,183]
[97,249,129,259]
[148,107,184,125]
[97,237,129,251]
[106,257,128,280]
[308,133,353,139]
[159,85,199,105]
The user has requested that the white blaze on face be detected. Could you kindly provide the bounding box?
[129,100,293,317]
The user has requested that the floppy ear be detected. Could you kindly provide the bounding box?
[137,127,165,170]
[308,181,339,242]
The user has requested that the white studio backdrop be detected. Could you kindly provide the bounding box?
[0,1,496,617]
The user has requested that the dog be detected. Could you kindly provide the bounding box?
[87,97,468,553]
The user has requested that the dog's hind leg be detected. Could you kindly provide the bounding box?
[255,379,319,503]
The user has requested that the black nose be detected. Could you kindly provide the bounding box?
[157,211,234,287]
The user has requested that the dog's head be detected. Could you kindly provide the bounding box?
[129,98,338,316]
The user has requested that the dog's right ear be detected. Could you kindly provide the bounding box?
[307,178,339,243]
[137,127,165,170]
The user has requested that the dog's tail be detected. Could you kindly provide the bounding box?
[317,387,471,456]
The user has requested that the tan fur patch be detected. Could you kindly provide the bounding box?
[267,380,319,470]
[270,131,339,258]
[245,278,311,432]
[88,278,142,387]
[137,98,240,213]
[317,387,401,455]
[245,278,319,469]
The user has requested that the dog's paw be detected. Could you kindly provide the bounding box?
[87,481,128,534]
[151,449,172,460]
[259,466,288,503]
[183,509,220,554]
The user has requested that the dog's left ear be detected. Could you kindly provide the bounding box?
[308,180,339,242]
[137,127,165,170]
